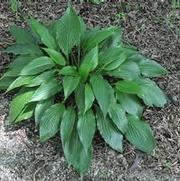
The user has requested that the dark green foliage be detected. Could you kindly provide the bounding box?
[1,6,168,175]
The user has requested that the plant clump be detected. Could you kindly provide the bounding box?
[0,6,168,175]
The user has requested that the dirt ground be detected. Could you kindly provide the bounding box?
[0,0,180,180]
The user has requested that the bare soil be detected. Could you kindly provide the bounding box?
[0,1,180,180]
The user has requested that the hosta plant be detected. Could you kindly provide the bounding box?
[0,6,167,175]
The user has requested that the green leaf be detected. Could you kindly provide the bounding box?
[56,6,81,57]
[6,76,35,92]
[121,46,138,57]
[75,83,85,113]
[125,115,155,153]
[90,75,113,116]
[79,46,98,80]
[9,89,35,122]
[116,92,143,116]
[59,66,77,76]
[4,67,24,77]
[35,98,54,124]
[26,70,55,87]
[20,56,55,75]
[61,107,76,143]
[108,61,140,80]
[0,76,15,90]
[139,59,167,77]
[116,80,141,94]
[101,28,122,49]
[108,103,128,134]
[99,47,126,68]
[8,55,37,69]
[43,48,66,66]
[15,103,35,123]
[10,25,34,44]
[128,54,143,62]
[79,16,86,35]
[63,76,80,100]
[103,53,126,71]
[116,79,167,107]
[82,27,117,52]
[84,83,94,113]
[77,110,96,153]
[30,79,61,102]
[47,19,59,38]
[28,18,57,49]
[5,44,42,55]
[62,126,92,174]
[61,107,92,174]
[96,109,123,152]
[40,103,65,142]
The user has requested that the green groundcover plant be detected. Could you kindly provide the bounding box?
[0,6,167,175]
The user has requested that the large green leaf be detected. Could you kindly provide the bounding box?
[139,59,167,77]
[103,53,126,71]
[15,103,35,123]
[116,79,141,94]
[96,109,123,152]
[63,76,80,100]
[8,55,37,69]
[62,126,92,174]
[40,103,64,142]
[4,67,26,77]
[79,46,98,80]
[10,25,34,44]
[116,92,143,116]
[56,6,81,57]
[28,18,57,49]
[79,16,86,35]
[43,48,66,66]
[0,76,15,90]
[125,115,155,153]
[77,110,96,153]
[20,56,55,75]
[47,19,59,38]
[90,75,113,116]
[35,98,54,124]
[101,28,122,49]
[82,27,117,52]
[84,83,94,113]
[30,79,61,102]
[61,107,92,174]
[59,66,77,76]
[99,47,126,70]
[5,44,42,55]
[75,83,85,113]
[116,79,167,107]
[6,76,35,92]
[9,89,35,122]
[108,103,128,134]
[61,107,76,143]
[26,70,55,87]
[108,61,140,80]
[120,46,138,57]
